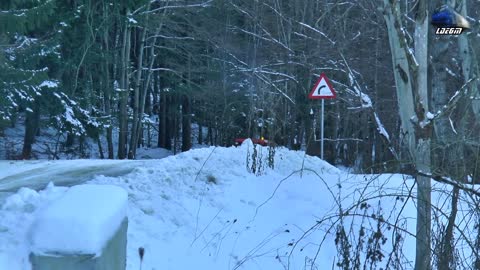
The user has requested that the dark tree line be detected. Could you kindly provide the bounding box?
[1,0,480,177]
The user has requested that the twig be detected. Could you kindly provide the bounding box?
[193,147,217,240]
[416,171,480,197]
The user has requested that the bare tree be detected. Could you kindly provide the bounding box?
[383,1,434,269]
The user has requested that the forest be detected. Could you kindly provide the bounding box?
[3,1,480,269]
[2,0,478,173]
[1,0,401,167]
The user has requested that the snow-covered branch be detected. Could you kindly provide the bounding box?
[297,22,336,45]
[144,0,212,14]
[146,67,180,74]
[147,35,195,41]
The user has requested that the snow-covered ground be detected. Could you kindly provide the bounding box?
[0,140,465,270]
[135,147,172,160]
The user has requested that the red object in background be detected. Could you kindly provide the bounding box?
[234,138,269,146]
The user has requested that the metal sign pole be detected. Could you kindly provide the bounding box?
[308,73,336,160]
[321,99,324,160]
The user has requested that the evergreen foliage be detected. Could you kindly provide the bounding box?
[0,0,59,125]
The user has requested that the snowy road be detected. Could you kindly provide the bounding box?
[0,160,146,192]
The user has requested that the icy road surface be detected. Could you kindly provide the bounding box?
[0,160,146,192]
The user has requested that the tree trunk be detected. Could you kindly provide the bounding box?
[383,1,416,156]
[182,53,193,152]
[118,14,131,159]
[65,133,75,148]
[97,136,105,159]
[438,186,459,270]
[198,114,203,145]
[165,95,174,151]
[431,33,450,173]
[103,6,114,159]
[414,142,432,270]
[173,102,179,154]
[413,3,432,269]
[158,88,167,148]
[132,27,157,158]
[214,120,219,146]
[208,125,213,146]
[106,123,114,159]
[181,95,192,152]
[383,1,433,269]
[22,99,40,160]
[128,25,147,159]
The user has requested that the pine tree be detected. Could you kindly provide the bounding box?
[0,0,60,158]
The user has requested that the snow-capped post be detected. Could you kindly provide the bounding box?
[308,73,337,160]
[28,184,128,270]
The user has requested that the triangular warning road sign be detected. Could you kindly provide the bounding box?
[308,73,336,99]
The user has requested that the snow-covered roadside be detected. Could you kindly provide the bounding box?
[0,183,68,269]
[0,140,460,270]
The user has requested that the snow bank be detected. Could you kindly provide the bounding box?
[29,184,127,256]
[0,145,427,270]
[0,183,67,270]
[240,138,254,149]
[135,147,172,159]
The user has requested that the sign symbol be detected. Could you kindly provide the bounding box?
[318,85,326,95]
[308,73,336,99]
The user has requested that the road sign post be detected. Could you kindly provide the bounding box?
[321,99,324,159]
[308,73,336,160]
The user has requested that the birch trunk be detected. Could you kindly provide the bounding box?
[413,4,432,269]
[383,1,416,157]
[383,1,432,269]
